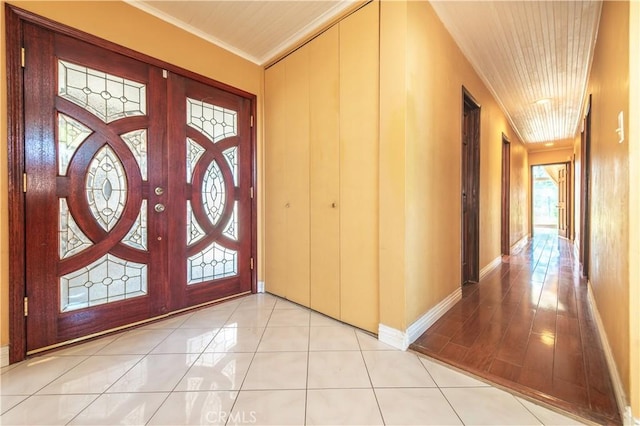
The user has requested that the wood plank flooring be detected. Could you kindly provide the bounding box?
[411,229,621,425]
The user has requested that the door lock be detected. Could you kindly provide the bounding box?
[155,187,164,196]
[154,203,165,212]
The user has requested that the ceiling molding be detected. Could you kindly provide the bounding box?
[124,0,263,65]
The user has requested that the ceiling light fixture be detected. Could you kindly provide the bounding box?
[544,142,554,147]
[534,98,552,105]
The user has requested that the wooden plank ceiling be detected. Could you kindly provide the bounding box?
[126,0,603,147]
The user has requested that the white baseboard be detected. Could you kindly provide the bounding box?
[256,281,265,293]
[1,345,8,367]
[378,324,409,350]
[510,234,530,254]
[480,256,502,280]
[587,282,631,424]
[378,286,463,351]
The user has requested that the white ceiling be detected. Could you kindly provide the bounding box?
[126,0,603,148]
[430,0,602,147]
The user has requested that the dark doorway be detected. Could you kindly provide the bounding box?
[501,134,511,255]
[462,88,480,285]
[580,95,592,278]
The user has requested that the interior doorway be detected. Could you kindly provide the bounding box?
[531,163,570,237]
[501,134,511,255]
[461,88,480,285]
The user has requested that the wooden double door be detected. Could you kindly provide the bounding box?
[19,21,254,353]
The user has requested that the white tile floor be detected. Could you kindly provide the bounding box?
[0,293,586,425]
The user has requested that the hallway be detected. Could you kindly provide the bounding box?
[411,229,620,424]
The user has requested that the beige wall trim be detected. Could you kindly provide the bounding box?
[510,234,530,256]
[587,282,632,425]
[1,345,8,367]
[257,281,265,293]
[378,286,463,351]
[480,256,502,280]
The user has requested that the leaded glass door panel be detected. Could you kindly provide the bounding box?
[167,75,252,308]
[23,27,169,351]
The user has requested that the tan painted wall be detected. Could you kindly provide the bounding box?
[510,139,529,247]
[587,0,631,406]
[0,1,263,348]
[528,147,574,166]
[380,1,529,328]
[629,0,640,418]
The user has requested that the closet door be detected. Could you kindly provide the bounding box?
[283,48,311,306]
[339,3,380,332]
[264,62,289,298]
[309,26,340,318]
[264,48,311,306]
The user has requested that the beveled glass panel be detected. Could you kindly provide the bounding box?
[121,129,148,181]
[186,138,205,183]
[186,200,206,245]
[222,201,238,241]
[86,145,127,231]
[58,113,92,176]
[187,243,237,285]
[186,98,237,143]
[122,200,147,250]
[60,253,148,312]
[223,146,238,186]
[58,60,146,123]
[202,159,225,226]
[59,198,93,259]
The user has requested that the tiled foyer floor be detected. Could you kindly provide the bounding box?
[412,228,620,425]
[0,293,584,425]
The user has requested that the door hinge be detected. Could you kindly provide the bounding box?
[250,186,254,199]
[24,297,28,317]
[23,172,27,193]
[250,257,254,270]
[162,69,168,79]
[21,47,25,68]
[250,115,254,127]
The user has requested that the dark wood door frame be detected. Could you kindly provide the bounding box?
[580,95,592,278]
[501,134,511,255]
[5,4,257,363]
[461,87,481,285]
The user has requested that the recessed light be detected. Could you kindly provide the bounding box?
[534,98,551,105]
[544,142,554,147]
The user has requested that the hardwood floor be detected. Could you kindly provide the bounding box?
[411,229,621,425]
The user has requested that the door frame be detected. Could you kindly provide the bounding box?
[5,4,258,363]
[529,162,571,237]
[501,133,511,255]
[461,87,481,285]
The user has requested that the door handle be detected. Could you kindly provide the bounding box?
[154,203,165,213]
[154,187,165,196]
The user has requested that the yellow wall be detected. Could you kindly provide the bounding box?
[380,1,529,328]
[629,0,640,418]
[510,138,529,247]
[528,146,574,165]
[585,0,632,409]
[0,1,263,348]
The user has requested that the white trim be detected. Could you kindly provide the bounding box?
[480,256,502,280]
[510,234,530,255]
[378,286,463,351]
[378,323,409,351]
[573,239,580,260]
[587,282,631,424]
[1,346,9,367]
[124,0,358,66]
[406,287,463,344]
[257,281,265,294]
